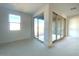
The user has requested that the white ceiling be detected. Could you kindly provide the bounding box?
[0,3,79,17]
[0,3,45,15]
[51,3,79,17]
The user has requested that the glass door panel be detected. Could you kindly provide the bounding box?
[34,18,38,38]
[38,19,44,41]
[56,16,61,40]
[61,19,65,38]
[52,13,57,41]
[34,15,44,42]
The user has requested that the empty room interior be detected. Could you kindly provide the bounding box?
[0,3,79,56]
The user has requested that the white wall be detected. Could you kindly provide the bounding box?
[68,15,79,37]
[0,7,33,44]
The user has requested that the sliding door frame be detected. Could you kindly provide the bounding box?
[34,17,44,43]
[52,12,66,42]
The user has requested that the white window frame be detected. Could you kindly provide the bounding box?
[9,14,21,31]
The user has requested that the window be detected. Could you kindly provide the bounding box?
[9,14,21,31]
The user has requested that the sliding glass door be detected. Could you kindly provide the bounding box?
[52,13,57,41]
[38,19,44,41]
[60,18,65,38]
[34,18,38,38]
[56,16,61,40]
[34,17,44,42]
[52,12,66,42]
